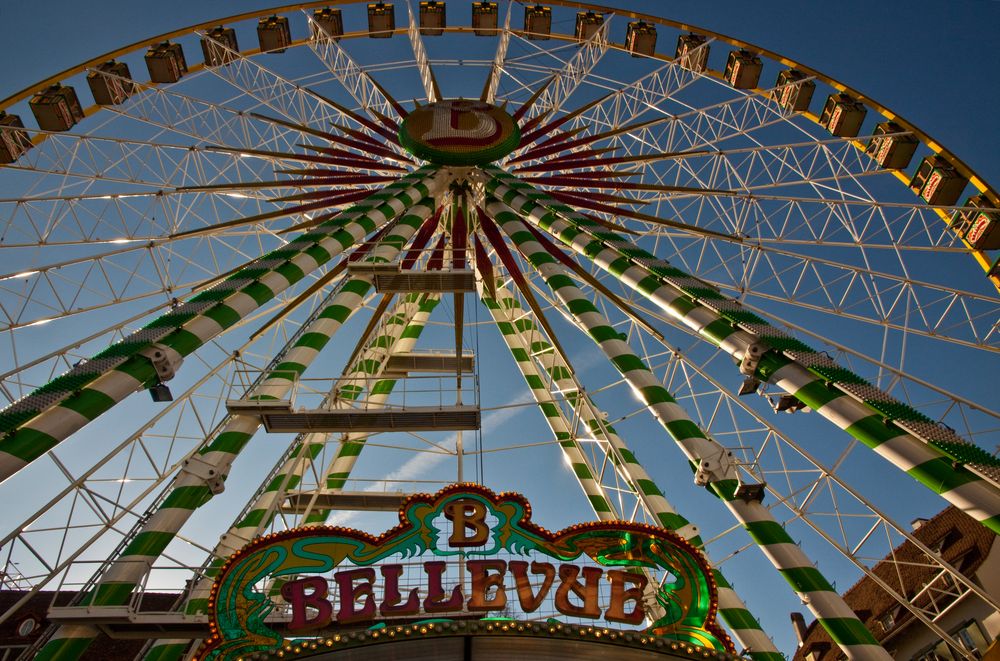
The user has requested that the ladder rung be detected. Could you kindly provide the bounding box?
[373,270,475,292]
[261,405,481,432]
[281,490,410,513]
[225,399,292,414]
[385,352,474,374]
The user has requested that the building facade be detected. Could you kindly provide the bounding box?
[793,507,1000,660]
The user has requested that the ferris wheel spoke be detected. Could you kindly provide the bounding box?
[517,71,770,170]
[533,191,991,362]
[664,91,798,155]
[3,133,210,192]
[527,16,612,122]
[733,298,1000,419]
[248,296,457,606]
[628,131,883,227]
[28,248,422,659]
[683,138,882,195]
[569,96,879,220]
[601,288,1000,456]
[706,269,999,354]
[486,169,1000,536]
[500,61,695,165]
[480,198,887,657]
[0,244,296,407]
[480,277,782,657]
[290,300,443,530]
[0,132,289,219]
[0,171,438,485]
[647,338,1000,642]
[483,287,777,660]
[0,231,280,341]
[523,133,936,231]
[545,50,704,140]
[655,231,1000,350]
[481,2,513,103]
[0,338,255,624]
[531,270,997,652]
[0,209,326,347]
[304,9,407,126]
[98,82,312,155]
[405,4,442,102]
[190,32,408,170]
[145,292,438,652]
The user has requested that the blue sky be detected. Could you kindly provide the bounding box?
[3,0,998,187]
[0,0,998,656]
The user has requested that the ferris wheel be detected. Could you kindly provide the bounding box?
[0,2,998,659]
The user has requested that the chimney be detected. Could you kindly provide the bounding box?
[790,611,808,646]
[911,517,929,531]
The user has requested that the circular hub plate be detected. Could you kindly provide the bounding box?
[399,100,520,166]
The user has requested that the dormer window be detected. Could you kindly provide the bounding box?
[877,609,896,633]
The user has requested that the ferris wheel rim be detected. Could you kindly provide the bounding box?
[0,4,997,659]
[0,1,993,463]
[2,1,996,289]
[2,0,996,210]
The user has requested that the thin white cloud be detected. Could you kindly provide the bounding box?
[325,392,533,526]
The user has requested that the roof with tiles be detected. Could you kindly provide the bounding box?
[791,506,995,659]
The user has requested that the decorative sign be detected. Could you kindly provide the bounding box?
[399,100,521,166]
[196,484,733,660]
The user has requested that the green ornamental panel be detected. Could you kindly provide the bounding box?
[196,485,733,660]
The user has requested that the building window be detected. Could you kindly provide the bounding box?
[954,620,989,655]
[877,610,895,633]
[913,640,956,661]
[15,614,40,637]
[912,620,990,660]
[930,529,960,554]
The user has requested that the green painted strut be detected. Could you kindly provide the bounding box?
[264,294,443,604]
[0,167,441,485]
[299,294,441,525]
[33,192,440,661]
[484,198,889,659]
[141,293,439,661]
[481,281,780,659]
[484,167,1000,536]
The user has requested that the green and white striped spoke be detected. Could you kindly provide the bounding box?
[34,193,440,661]
[482,282,780,659]
[140,293,439,661]
[0,166,441,485]
[484,167,1000,536]
[483,198,890,659]
[481,283,617,519]
[300,292,441,525]
[265,293,441,603]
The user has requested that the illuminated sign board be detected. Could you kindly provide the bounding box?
[398,100,521,166]
[196,484,733,660]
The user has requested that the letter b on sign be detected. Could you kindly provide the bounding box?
[444,499,490,547]
[281,576,333,631]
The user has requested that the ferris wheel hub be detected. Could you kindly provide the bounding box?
[399,99,520,166]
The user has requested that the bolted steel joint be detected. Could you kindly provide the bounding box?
[138,343,184,382]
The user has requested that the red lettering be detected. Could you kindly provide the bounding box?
[379,564,420,616]
[423,561,464,612]
[281,576,333,631]
[278,559,651,629]
[334,568,376,624]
